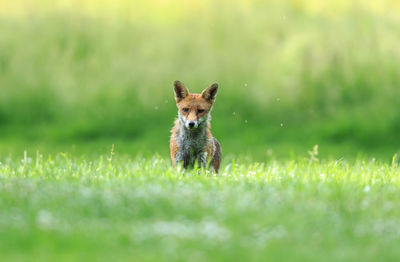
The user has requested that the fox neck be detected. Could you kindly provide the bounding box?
[175,113,211,168]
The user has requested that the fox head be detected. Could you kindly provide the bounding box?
[174,80,218,130]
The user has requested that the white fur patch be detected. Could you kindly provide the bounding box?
[178,111,208,129]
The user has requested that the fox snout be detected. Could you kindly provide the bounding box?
[178,109,202,129]
[180,115,199,129]
[187,121,198,129]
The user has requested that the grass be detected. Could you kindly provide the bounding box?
[1,2,400,260]
[1,151,400,261]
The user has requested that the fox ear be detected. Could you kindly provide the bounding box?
[201,83,218,103]
[174,80,189,102]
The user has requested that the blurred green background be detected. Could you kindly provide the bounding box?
[0,0,399,160]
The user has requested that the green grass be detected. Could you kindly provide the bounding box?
[1,2,400,260]
[1,152,400,261]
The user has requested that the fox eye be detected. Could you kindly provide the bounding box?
[183,108,189,113]
[197,109,205,114]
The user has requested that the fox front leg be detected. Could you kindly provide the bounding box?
[175,151,193,169]
[197,152,208,169]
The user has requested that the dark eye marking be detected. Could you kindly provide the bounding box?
[197,109,205,114]
[183,108,189,113]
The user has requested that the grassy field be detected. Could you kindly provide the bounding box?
[1,152,400,261]
[1,1,400,260]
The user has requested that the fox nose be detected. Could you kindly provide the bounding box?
[188,121,195,128]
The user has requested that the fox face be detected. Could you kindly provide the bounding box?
[174,80,218,130]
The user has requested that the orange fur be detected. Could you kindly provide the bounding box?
[170,81,221,172]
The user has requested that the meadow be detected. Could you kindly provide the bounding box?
[1,0,400,261]
[1,152,400,261]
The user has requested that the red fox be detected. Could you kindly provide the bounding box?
[170,80,222,173]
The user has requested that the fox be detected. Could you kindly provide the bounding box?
[170,80,222,173]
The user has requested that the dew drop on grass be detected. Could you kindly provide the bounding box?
[244,83,248,87]
[154,106,159,110]
[364,186,371,192]
[245,120,248,124]
[232,112,236,116]
[280,123,284,127]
